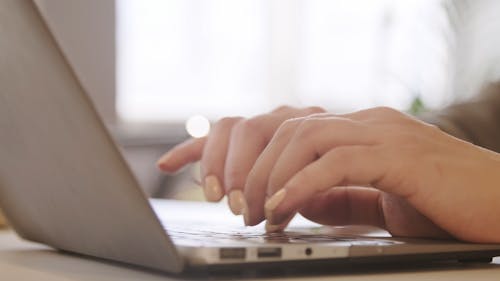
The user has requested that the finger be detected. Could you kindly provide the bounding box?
[298,187,450,239]
[266,145,412,225]
[243,119,301,225]
[241,108,326,223]
[271,105,299,114]
[224,116,283,215]
[271,105,325,115]
[249,113,381,225]
[298,187,385,228]
[200,117,243,202]
[267,117,377,196]
[157,137,207,173]
[265,213,295,233]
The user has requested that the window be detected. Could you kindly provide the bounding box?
[117,0,453,123]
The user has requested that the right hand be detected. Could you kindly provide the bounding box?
[157,106,325,216]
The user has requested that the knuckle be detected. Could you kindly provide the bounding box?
[216,116,242,130]
[242,117,264,131]
[372,106,400,118]
[304,106,326,115]
[307,112,329,119]
[232,117,265,137]
[295,118,321,140]
[267,119,299,145]
[272,105,294,113]
[275,118,300,136]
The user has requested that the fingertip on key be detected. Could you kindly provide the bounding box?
[228,190,247,215]
[204,175,224,202]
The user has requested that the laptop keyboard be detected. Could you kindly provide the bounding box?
[164,221,396,246]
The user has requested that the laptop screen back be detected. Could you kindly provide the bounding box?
[0,0,182,272]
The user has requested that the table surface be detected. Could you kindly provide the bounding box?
[2,229,500,281]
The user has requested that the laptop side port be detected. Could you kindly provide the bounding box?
[257,247,282,258]
[219,248,246,260]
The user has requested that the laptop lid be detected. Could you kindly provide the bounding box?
[3,0,500,274]
[0,0,183,273]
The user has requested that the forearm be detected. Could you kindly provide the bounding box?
[420,81,500,152]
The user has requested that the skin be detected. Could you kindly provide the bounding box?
[158,106,325,203]
[158,106,500,243]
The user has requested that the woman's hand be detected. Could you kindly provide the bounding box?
[157,106,325,215]
[245,107,500,243]
[158,105,500,243]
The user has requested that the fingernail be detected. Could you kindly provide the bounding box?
[204,175,224,202]
[264,206,272,223]
[156,152,173,169]
[265,221,284,233]
[242,204,250,226]
[264,189,287,213]
[228,190,246,215]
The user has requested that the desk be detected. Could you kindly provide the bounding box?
[2,230,500,280]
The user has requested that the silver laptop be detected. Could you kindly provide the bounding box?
[1,0,500,274]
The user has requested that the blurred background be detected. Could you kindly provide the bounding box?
[32,0,500,200]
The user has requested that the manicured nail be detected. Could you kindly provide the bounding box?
[242,204,249,226]
[204,175,224,202]
[264,189,287,213]
[156,152,173,169]
[228,190,247,215]
[265,221,284,233]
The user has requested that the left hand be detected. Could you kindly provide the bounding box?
[243,107,500,243]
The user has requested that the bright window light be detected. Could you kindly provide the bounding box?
[117,0,452,123]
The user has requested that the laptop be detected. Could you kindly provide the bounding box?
[1,0,500,274]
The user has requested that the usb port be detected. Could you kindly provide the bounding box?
[220,248,246,260]
[257,247,282,258]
